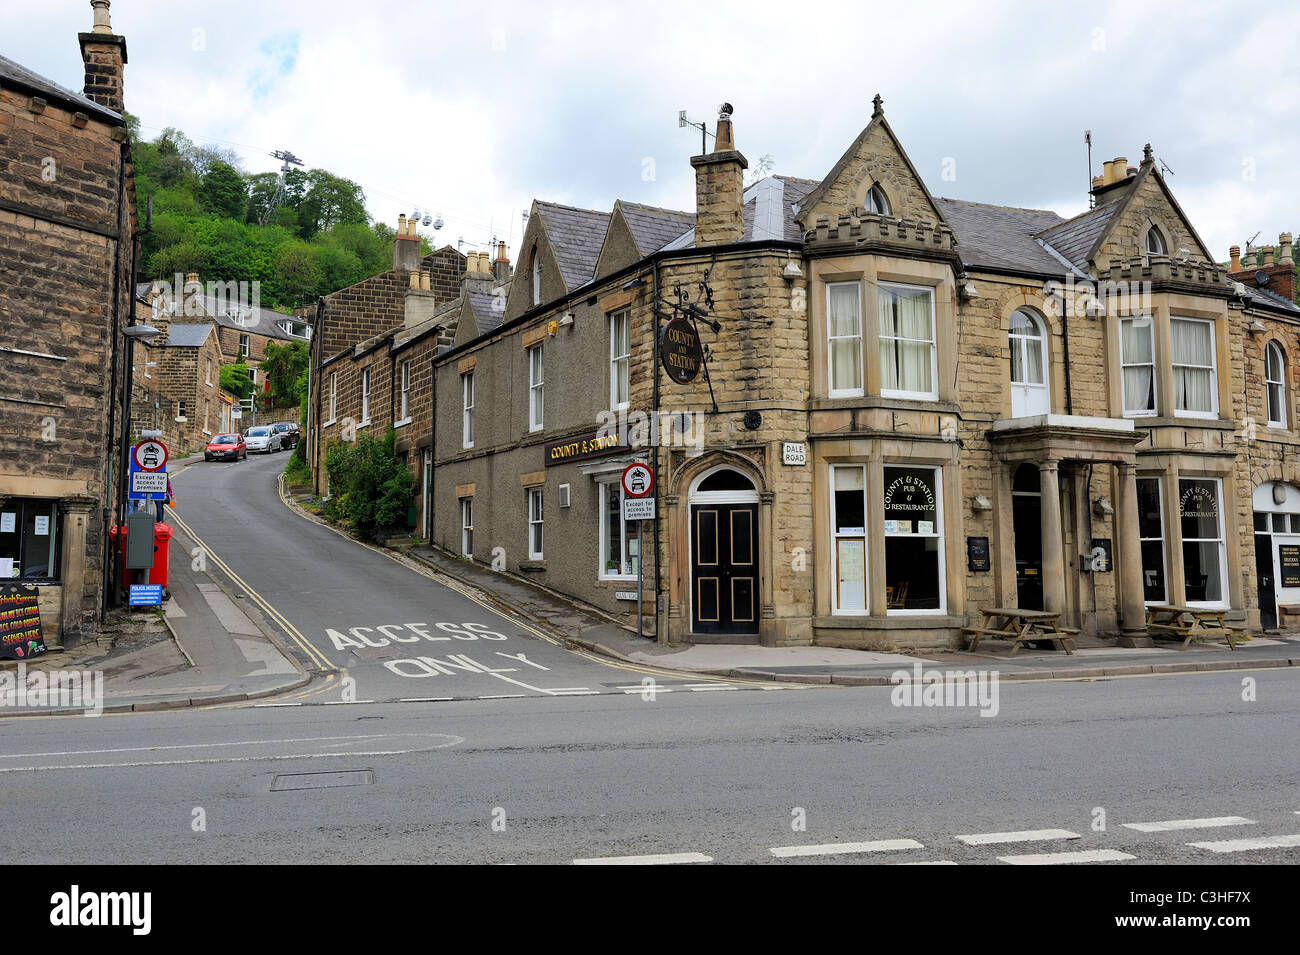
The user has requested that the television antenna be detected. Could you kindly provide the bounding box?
[678,108,717,154]
[260,149,303,225]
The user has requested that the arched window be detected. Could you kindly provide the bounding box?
[1008,308,1049,416]
[1144,227,1165,264]
[530,245,541,305]
[1266,341,1287,428]
[864,184,890,216]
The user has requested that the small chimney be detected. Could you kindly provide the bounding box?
[1263,246,1276,268]
[182,271,204,315]
[1280,232,1294,267]
[1229,235,1298,304]
[690,103,748,247]
[78,0,128,114]
[393,214,420,271]
[493,241,512,284]
[1229,245,1241,271]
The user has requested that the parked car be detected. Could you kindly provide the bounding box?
[271,421,300,450]
[244,426,283,454]
[204,433,247,462]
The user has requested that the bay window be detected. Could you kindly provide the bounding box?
[1120,316,1156,415]
[883,465,944,612]
[827,282,863,396]
[879,283,936,399]
[1179,477,1226,605]
[1171,318,1217,418]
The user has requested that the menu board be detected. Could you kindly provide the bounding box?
[1280,545,1300,588]
[0,584,46,660]
[836,539,866,610]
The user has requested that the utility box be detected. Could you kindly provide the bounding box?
[125,510,156,569]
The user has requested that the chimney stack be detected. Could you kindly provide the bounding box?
[393,214,421,271]
[78,0,127,114]
[690,103,748,246]
[493,241,512,284]
[1229,232,1298,304]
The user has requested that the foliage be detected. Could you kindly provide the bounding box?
[323,429,414,539]
[284,444,312,485]
[260,340,310,409]
[199,160,248,220]
[219,362,253,400]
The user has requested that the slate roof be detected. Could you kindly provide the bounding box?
[0,52,123,124]
[618,202,695,257]
[468,290,508,334]
[659,174,820,252]
[165,322,215,347]
[535,202,611,290]
[135,282,297,341]
[934,198,1069,276]
[1241,284,1300,315]
[1036,204,1119,269]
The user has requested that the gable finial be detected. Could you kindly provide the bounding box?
[872,93,883,118]
[1142,143,1154,165]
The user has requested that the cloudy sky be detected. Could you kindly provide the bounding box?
[8,0,1299,261]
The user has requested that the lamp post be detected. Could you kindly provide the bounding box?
[115,321,160,604]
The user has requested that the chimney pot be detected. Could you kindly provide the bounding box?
[1278,232,1293,267]
[690,102,747,246]
[409,270,420,289]
[90,0,112,34]
[1229,245,1241,271]
[420,269,432,291]
[1264,246,1276,268]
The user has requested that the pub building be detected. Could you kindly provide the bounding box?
[316,98,1300,649]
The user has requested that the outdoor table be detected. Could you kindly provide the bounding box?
[962,607,1077,656]
[1145,605,1242,651]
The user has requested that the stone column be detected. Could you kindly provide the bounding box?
[1040,460,1066,612]
[58,497,97,647]
[1116,463,1148,639]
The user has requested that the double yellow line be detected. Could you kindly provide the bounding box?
[168,510,335,672]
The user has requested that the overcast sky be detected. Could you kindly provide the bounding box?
[8,0,1299,262]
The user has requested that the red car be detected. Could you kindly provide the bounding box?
[204,433,247,462]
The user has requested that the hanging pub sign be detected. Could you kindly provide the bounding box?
[0,583,46,660]
[660,317,703,384]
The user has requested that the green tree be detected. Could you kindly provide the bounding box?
[199,160,247,220]
[275,241,323,303]
[260,340,309,408]
[219,362,254,400]
[298,169,368,238]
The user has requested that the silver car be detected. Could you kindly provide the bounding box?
[244,426,283,454]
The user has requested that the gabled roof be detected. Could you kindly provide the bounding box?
[135,282,295,342]
[165,322,215,348]
[1037,204,1118,270]
[617,202,695,256]
[467,290,508,334]
[1082,162,1216,266]
[934,198,1066,276]
[0,52,123,124]
[534,201,611,290]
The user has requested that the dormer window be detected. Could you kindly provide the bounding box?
[1144,227,1165,264]
[864,184,890,216]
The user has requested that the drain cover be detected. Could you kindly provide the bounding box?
[271,770,374,791]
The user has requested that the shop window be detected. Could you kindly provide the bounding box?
[879,283,936,399]
[0,500,61,581]
[1179,477,1226,606]
[1266,341,1286,428]
[1136,477,1166,603]
[1171,318,1217,418]
[1120,316,1156,415]
[527,488,544,560]
[461,499,473,559]
[831,465,867,612]
[600,482,635,579]
[827,282,863,396]
[883,465,944,612]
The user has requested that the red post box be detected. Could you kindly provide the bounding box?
[110,523,173,594]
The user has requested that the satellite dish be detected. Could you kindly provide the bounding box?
[1256,270,1270,286]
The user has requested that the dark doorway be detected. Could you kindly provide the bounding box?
[1255,518,1276,630]
[1012,464,1043,610]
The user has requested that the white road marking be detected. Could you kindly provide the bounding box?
[399,697,454,703]
[1123,816,1255,833]
[254,702,302,707]
[999,849,1135,865]
[956,828,1081,846]
[573,852,712,865]
[770,839,923,858]
[477,694,526,699]
[0,734,408,759]
[896,860,958,865]
[322,700,376,705]
[1187,834,1300,853]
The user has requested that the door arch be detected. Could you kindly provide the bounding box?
[689,467,760,635]
[1009,308,1050,417]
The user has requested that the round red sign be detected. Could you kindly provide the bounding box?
[621,463,654,498]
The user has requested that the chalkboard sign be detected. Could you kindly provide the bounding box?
[0,583,46,660]
[967,536,990,572]
[1280,544,1300,588]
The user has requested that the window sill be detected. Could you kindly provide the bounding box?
[519,560,546,573]
[394,418,412,429]
[357,420,371,430]
[322,419,336,428]
[599,574,637,583]
[815,614,964,629]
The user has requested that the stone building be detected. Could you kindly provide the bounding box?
[309,97,1300,649]
[0,0,135,643]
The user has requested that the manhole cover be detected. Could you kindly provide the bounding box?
[271,770,374,791]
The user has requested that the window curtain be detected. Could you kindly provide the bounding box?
[880,287,933,393]
[828,285,861,391]
[1121,320,1154,412]
[1172,320,1212,412]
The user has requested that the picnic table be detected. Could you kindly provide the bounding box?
[1145,605,1244,651]
[962,607,1079,656]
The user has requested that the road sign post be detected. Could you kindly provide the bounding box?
[620,464,655,639]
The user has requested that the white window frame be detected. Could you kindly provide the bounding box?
[205,358,212,386]
[1179,476,1228,609]
[238,334,250,360]
[609,309,630,411]
[462,371,474,448]
[360,369,371,425]
[878,282,938,401]
[176,399,187,421]
[1120,316,1157,417]
[830,464,868,614]
[1171,316,1218,419]
[528,343,544,432]
[531,248,541,305]
[1008,307,1050,417]
[1266,341,1286,429]
[827,281,864,398]
[461,498,473,559]
[527,487,544,559]
[1137,476,1167,605]
[883,464,946,616]
[599,480,636,580]
[397,360,411,425]
[1144,227,1165,265]
[865,184,890,216]
[326,372,337,425]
